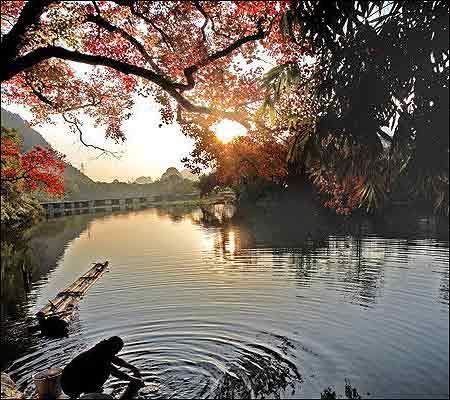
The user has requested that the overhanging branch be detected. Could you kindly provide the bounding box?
[23,74,117,154]
[86,14,162,73]
[2,0,53,61]
[2,8,265,128]
[4,44,254,126]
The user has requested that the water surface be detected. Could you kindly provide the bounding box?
[1,206,449,399]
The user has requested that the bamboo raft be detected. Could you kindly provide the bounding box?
[36,261,109,335]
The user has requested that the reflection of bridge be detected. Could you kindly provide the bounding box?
[41,196,158,217]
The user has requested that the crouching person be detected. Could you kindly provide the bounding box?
[61,336,144,398]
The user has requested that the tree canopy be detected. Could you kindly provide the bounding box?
[277,1,449,212]
[1,1,299,138]
[1,126,64,232]
[1,1,448,214]
[1,126,65,196]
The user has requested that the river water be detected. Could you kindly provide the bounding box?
[1,206,449,399]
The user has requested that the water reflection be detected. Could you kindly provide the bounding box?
[1,206,448,398]
[209,344,302,399]
[189,205,449,310]
[1,214,98,370]
[439,267,449,305]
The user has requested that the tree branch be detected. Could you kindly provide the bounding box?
[2,0,53,61]
[2,45,172,86]
[5,45,253,127]
[193,1,209,42]
[86,14,162,73]
[181,18,265,93]
[25,72,103,113]
[91,0,101,16]
[2,4,265,129]
[62,114,120,156]
[113,0,175,50]
[23,74,117,154]
[377,128,393,144]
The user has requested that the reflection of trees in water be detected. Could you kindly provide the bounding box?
[155,205,198,223]
[210,343,302,399]
[159,205,449,307]
[268,235,384,308]
[198,204,237,225]
[1,214,95,370]
[1,214,97,309]
[1,242,34,317]
[192,206,449,308]
[439,268,449,305]
[1,240,39,371]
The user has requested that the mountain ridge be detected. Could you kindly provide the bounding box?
[1,108,94,188]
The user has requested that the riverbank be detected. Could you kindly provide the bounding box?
[1,373,24,399]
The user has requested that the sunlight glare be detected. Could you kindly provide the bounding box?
[212,119,247,143]
[225,230,237,254]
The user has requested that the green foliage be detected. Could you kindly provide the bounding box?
[197,173,218,197]
[235,178,282,203]
[355,176,386,214]
[261,63,305,102]
[0,188,42,239]
[262,1,449,214]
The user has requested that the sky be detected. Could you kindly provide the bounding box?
[1,46,266,184]
[3,98,198,183]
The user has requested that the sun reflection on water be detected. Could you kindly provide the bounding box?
[225,230,236,254]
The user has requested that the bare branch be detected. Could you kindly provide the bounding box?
[23,74,118,155]
[1,15,15,28]
[62,114,120,157]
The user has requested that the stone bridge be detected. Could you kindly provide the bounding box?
[41,196,157,217]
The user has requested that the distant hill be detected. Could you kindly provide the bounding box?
[181,169,199,181]
[134,176,153,184]
[161,167,183,182]
[1,109,199,201]
[1,108,94,192]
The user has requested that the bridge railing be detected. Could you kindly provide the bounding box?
[41,197,156,217]
[40,193,201,217]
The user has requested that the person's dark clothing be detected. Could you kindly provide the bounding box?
[61,337,124,398]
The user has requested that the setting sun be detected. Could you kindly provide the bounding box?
[212,119,247,143]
